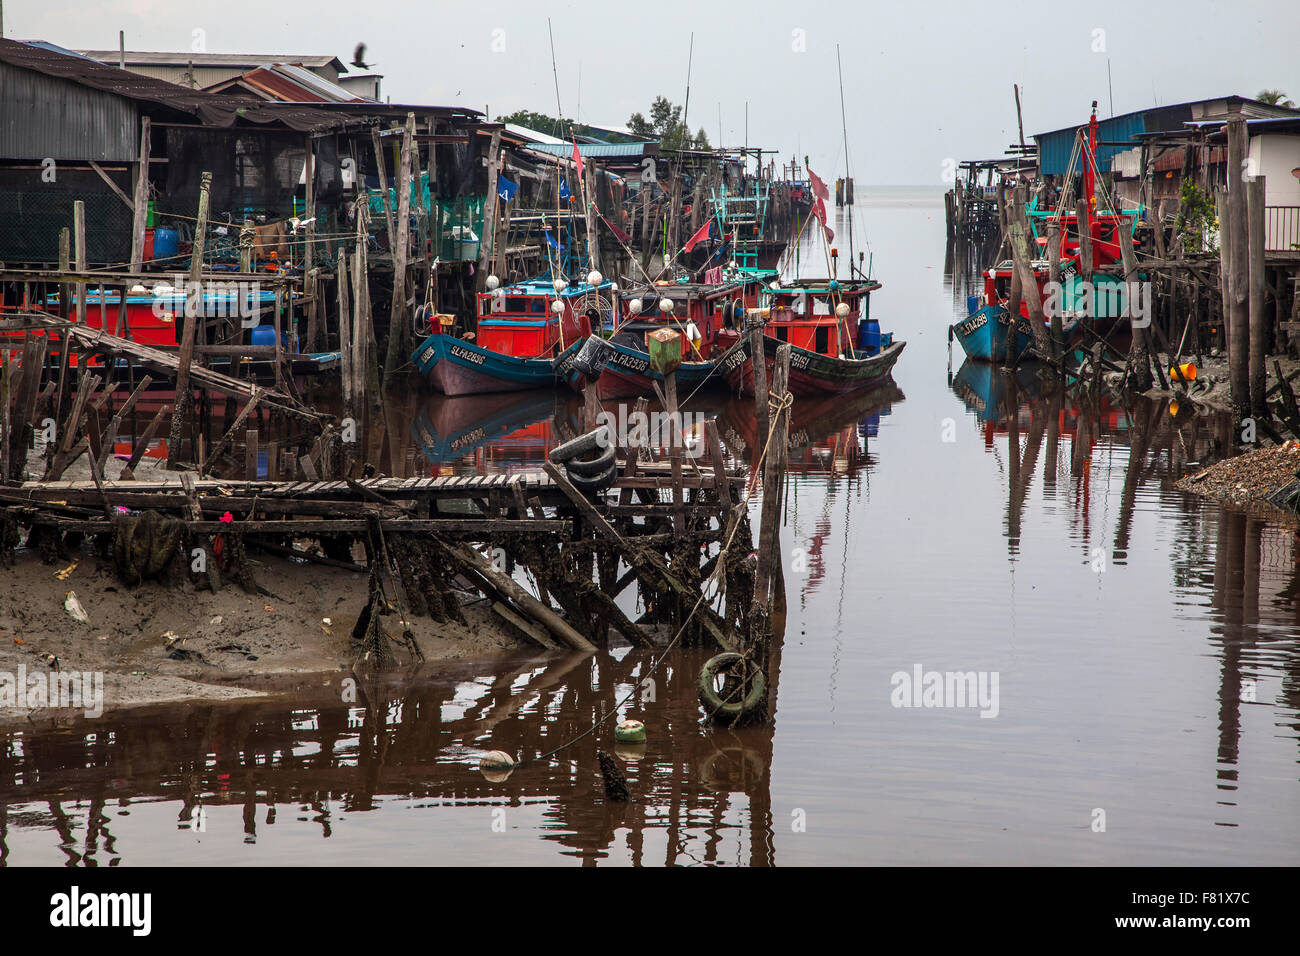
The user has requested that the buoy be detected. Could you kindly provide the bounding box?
[628,298,642,315]
[479,750,516,782]
[1169,362,1197,382]
[553,278,568,293]
[485,274,500,291]
[835,302,850,318]
[615,719,646,743]
[551,300,565,314]
[587,270,603,286]
[659,297,675,314]
[1169,401,1180,416]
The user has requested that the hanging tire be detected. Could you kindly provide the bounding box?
[563,442,616,477]
[548,424,612,465]
[566,457,617,494]
[697,652,766,719]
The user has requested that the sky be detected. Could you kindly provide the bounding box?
[3,0,1298,184]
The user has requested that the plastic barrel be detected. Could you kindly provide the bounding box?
[858,318,881,354]
[249,326,277,347]
[153,228,180,261]
[966,294,981,316]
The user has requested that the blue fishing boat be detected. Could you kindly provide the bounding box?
[411,334,585,396]
[950,304,1035,363]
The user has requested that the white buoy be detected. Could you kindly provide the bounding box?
[610,282,619,293]
[835,303,851,318]
[628,298,642,315]
[659,297,675,315]
[553,278,568,293]
[551,300,565,314]
[485,274,500,291]
[586,270,603,286]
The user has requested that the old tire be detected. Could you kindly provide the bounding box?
[697,652,766,719]
[564,442,616,477]
[566,458,617,495]
[549,424,612,464]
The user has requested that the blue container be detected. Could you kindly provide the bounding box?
[153,227,179,261]
[966,294,981,316]
[858,318,881,355]
[249,326,299,352]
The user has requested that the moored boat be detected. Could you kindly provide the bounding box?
[410,275,612,396]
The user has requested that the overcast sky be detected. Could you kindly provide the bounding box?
[5,0,1297,183]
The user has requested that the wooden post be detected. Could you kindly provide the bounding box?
[664,366,684,534]
[167,170,211,469]
[1046,220,1063,354]
[384,113,415,375]
[750,343,790,635]
[1075,199,1093,277]
[73,201,86,327]
[1226,104,1249,413]
[1119,215,1151,390]
[129,116,151,272]
[748,317,769,439]
[303,133,315,270]
[477,128,502,292]
[370,127,397,253]
[336,248,352,418]
[1247,176,1267,416]
[1216,188,1232,359]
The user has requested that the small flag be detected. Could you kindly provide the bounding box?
[572,138,585,181]
[497,174,518,202]
[544,228,563,251]
[559,177,572,202]
[602,215,632,244]
[683,219,714,253]
[808,166,830,203]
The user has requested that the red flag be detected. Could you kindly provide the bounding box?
[683,219,713,253]
[812,196,828,228]
[808,166,830,203]
[602,214,632,244]
[572,138,585,181]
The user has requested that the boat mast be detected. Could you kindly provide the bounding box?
[836,44,855,278]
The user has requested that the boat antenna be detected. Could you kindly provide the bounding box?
[836,44,855,276]
[682,32,694,138]
[547,17,564,137]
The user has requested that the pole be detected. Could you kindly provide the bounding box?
[167,170,211,469]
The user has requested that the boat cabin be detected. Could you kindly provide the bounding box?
[615,273,767,360]
[473,278,609,359]
[756,280,885,357]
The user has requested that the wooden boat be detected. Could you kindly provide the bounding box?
[594,272,768,398]
[411,276,612,395]
[717,278,905,396]
[411,389,556,464]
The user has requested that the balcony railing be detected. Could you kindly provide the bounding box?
[1265,206,1300,253]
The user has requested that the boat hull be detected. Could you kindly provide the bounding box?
[950,305,1035,363]
[720,335,905,397]
[411,334,581,396]
[595,339,720,398]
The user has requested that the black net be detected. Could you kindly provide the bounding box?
[0,165,132,264]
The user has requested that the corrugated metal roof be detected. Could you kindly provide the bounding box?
[227,64,368,103]
[1035,112,1148,176]
[78,50,345,71]
[525,142,657,158]
[0,39,350,133]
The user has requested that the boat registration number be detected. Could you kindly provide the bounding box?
[610,352,649,373]
[419,346,436,365]
[956,313,987,336]
[449,343,486,365]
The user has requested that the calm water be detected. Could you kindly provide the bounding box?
[3,187,1298,866]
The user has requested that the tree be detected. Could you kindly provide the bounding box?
[1256,89,1296,108]
[626,96,713,151]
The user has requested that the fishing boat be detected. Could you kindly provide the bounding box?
[410,275,613,396]
[595,271,768,398]
[952,104,1143,363]
[717,278,905,396]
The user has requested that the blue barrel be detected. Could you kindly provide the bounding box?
[250,325,277,347]
[858,318,881,354]
[966,294,980,316]
[153,227,180,261]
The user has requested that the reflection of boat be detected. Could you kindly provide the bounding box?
[718,380,903,476]
[951,359,1040,423]
[411,390,558,465]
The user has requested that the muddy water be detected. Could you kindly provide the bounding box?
[3,187,1298,866]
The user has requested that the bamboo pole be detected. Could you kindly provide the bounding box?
[167,170,211,469]
[1247,176,1267,416]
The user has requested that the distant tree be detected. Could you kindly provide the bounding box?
[626,96,712,151]
[497,109,638,143]
[1256,89,1296,108]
